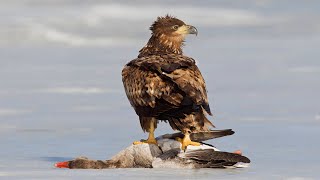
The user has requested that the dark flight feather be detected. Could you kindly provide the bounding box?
[182,149,251,168]
[161,129,234,142]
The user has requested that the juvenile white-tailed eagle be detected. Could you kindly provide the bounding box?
[122,15,214,150]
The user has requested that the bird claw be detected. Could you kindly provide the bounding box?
[133,138,157,145]
[175,137,201,151]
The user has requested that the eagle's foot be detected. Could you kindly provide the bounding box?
[133,119,158,145]
[133,137,157,145]
[176,135,201,151]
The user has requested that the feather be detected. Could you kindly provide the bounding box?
[181,149,251,168]
[122,54,214,133]
[122,16,214,134]
[161,129,234,142]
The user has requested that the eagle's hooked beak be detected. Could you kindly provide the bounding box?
[186,25,198,36]
[176,25,198,36]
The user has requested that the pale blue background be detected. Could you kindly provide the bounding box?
[0,0,319,179]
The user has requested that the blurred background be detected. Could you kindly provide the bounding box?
[0,0,319,179]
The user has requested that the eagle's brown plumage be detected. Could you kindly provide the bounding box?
[122,15,214,149]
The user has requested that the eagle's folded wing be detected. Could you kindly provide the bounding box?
[139,55,212,115]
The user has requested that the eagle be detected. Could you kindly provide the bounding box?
[122,15,214,151]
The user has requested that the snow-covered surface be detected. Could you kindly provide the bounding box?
[0,0,320,179]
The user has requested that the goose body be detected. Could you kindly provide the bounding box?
[56,130,250,169]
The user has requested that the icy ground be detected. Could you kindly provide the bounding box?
[1,0,320,179]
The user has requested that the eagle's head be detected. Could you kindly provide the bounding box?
[139,15,197,57]
[150,15,198,38]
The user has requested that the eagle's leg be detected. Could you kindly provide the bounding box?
[176,131,201,151]
[133,118,157,145]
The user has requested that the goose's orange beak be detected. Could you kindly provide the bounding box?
[55,161,69,168]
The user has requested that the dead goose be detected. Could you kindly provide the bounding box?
[55,129,250,169]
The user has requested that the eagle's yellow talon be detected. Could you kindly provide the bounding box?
[176,134,201,151]
[133,141,144,145]
[133,138,157,145]
[190,141,201,146]
[133,123,158,145]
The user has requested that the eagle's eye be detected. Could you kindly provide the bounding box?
[172,25,179,30]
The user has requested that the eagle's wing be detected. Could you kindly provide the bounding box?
[122,54,211,116]
[122,58,183,116]
[139,54,212,115]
